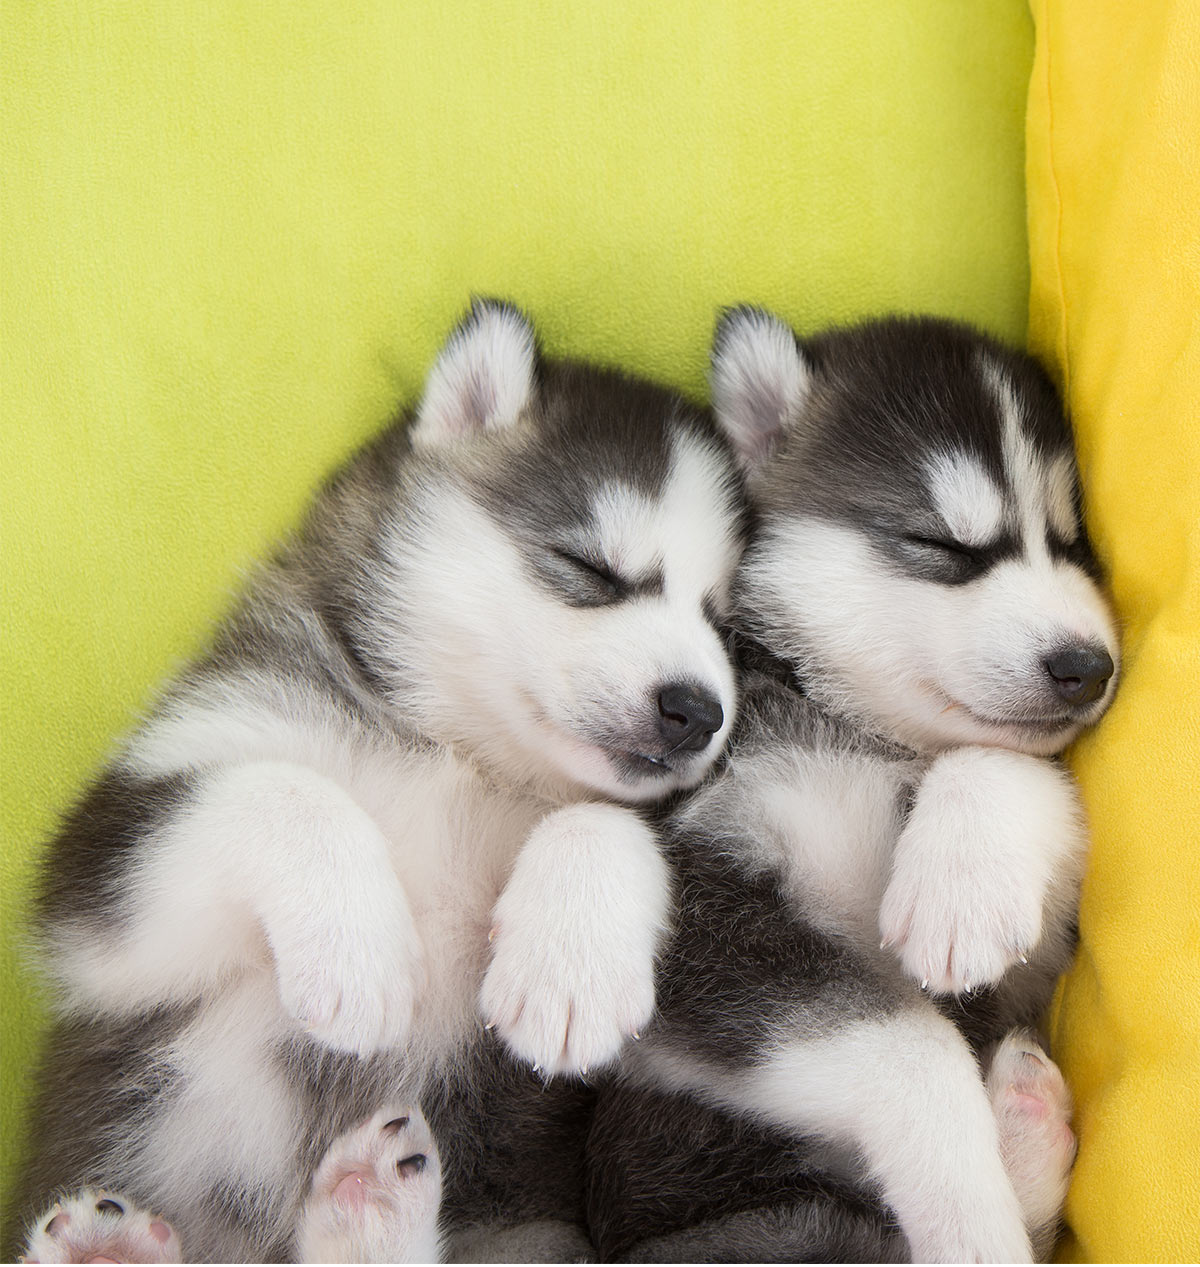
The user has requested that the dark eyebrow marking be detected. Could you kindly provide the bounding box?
[702,593,724,628]
[629,566,665,599]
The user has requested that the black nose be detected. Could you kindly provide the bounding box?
[1044,644,1114,707]
[657,683,724,752]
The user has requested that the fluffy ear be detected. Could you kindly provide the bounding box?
[710,306,812,473]
[410,299,538,448]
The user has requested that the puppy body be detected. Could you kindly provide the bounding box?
[13,302,747,1262]
[585,313,1118,1263]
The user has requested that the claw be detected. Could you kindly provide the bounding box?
[487,927,497,944]
[920,978,929,990]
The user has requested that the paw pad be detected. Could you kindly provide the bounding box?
[23,1190,180,1263]
[297,1106,444,1262]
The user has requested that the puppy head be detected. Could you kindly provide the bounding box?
[383,301,746,801]
[711,307,1119,755]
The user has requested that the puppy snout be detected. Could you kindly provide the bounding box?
[657,683,724,752]
[1043,644,1114,707]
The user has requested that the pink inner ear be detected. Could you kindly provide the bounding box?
[149,1221,173,1245]
[45,1211,71,1235]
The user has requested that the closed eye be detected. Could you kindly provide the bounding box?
[553,549,627,597]
[903,534,980,561]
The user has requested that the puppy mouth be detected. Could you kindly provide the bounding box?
[934,690,1078,737]
[621,750,676,777]
[613,741,722,783]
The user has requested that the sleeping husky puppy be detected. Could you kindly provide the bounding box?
[583,310,1119,1263]
[12,300,748,1262]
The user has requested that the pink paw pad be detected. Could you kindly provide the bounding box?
[23,1192,181,1264]
[986,1030,1076,1256]
[993,1041,1077,1161]
[320,1113,433,1211]
[298,1106,443,1262]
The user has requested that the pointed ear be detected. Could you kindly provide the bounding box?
[710,306,812,473]
[410,299,538,448]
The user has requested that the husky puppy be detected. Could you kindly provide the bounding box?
[583,310,1119,1263]
[12,300,749,1262]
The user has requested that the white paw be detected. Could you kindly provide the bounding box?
[878,748,1077,995]
[23,1191,181,1263]
[987,1031,1075,1258]
[480,915,656,1077]
[879,835,1041,995]
[297,1106,443,1264]
[273,905,426,1057]
[479,804,668,1077]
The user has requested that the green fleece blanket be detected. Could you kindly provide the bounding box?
[0,0,1032,1216]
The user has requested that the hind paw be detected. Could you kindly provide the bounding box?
[297,1106,443,1263]
[22,1191,180,1263]
[987,1031,1075,1259]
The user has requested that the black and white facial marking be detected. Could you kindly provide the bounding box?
[372,300,745,800]
[711,308,1119,755]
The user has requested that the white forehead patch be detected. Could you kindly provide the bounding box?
[1044,450,1080,542]
[584,429,741,602]
[978,354,1075,556]
[923,451,1006,547]
[585,482,661,575]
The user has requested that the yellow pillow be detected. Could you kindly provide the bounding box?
[1027,1,1200,1260]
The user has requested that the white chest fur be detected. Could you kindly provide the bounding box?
[730,745,916,947]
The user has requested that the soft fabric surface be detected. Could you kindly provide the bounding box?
[1,0,1035,1218]
[1027,1,1200,1260]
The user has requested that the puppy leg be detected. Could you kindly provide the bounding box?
[22,1191,181,1263]
[296,1107,443,1264]
[728,1007,1033,1262]
[54,761,424,1058]
[986,1031,1076,1261]
[880,748,1086,993]
[480,804,669,1076]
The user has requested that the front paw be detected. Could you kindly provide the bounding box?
[478,803,668,1076]
[274,911,426,1057]
[879,843,1041,995]
[480,912,656,1077]
[877,748,1082,995]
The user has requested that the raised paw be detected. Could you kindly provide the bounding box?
[879,789,1047,997]
[480,913,656,1077]
[986,1030,1075,1259]
[273,905,426,1057]
[879,848,1040,996]
[880,747,1085,997]
[23,1191,180,1263]
[297,1106,443,1263]
[478,804,668,1077]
